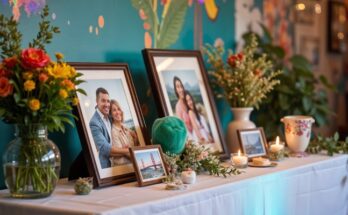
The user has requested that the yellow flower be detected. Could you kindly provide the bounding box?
[59,89,68,99]
[47,63,72,79]
[28,98,40,111]
[22,72,33,80]
[55,52,64,60]
[24,80,36,91]
[72,97,79,106]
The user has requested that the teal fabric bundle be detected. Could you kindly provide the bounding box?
[151,116,187,155]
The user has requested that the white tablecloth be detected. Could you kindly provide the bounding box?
[0,154,347,215]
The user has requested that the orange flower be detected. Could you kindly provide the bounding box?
[60,79,75,91]
[0,77,13,97]
[24,80,36,91]
[22,72,33,80]
[38,73,49,83]
[55,52,64,60]
[28,98,40,111]
[143,22,151,30]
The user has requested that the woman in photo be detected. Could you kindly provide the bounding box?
[184,91,213,144]
[173,76,192,133]
[109,99,138,166]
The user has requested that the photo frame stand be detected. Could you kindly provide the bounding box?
[68,151,90,181]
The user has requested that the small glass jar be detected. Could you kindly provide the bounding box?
[268,141,285,161]
[231,152,248,168]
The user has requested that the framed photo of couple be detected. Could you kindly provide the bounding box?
[142,49,229,159]
[71,63,150,188]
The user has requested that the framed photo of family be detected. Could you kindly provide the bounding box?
[142,49,228,159]
[237,128,268,159]
[129,145,168,186]
[71,63,150,188]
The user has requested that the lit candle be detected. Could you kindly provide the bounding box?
[270,136,284,153]
[232,150,248,167]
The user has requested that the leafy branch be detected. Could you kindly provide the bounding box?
[0,14,22,58]
[307,132,348,156]
[29,5,60,50]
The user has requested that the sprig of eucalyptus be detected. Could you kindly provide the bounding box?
[0,5,60,59]
[307,132,348,156]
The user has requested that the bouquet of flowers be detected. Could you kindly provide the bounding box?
[0,6,85,197]
[203,34,281,108]
[164,140,241,180]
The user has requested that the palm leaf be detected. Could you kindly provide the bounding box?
[157,0,188,48]
[131,0,156,35]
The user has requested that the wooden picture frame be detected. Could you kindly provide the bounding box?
[237,128,268,159]
[71,63,150,188]
[142,49,228,159]
[129,145,168,186]
[327,1,347,54]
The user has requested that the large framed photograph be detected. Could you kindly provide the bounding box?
[237,128,268,159]
[142,49,228,159]
[129,145,168,186]
[71,63,150,188]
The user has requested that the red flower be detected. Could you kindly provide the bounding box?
[237,53,243,61]
[0,77,13,97]
[227,55,238,67]
[0,68,12,78]
[3,56,17,69]
[21,48,50,69]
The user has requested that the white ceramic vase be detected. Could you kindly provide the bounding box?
[281,115,315,156]
[227,107,256,154]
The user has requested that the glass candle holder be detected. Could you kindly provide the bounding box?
[269,139,285,161]
[231,152,248,168]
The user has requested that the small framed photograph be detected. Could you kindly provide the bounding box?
[71,63,150,188]
[129,145,168,186]
[142,49,228,159]
[237,128,268,159]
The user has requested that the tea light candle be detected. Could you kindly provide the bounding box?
[270,136,284,153]
[269,136,285,161]
[231,150,248,168]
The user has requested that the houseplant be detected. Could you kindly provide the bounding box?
[241,26,334,139]
[0,6,85,198]
[203,34,281,153]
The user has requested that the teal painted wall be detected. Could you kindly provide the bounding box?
[0,0,247,189]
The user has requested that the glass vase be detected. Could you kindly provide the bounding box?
[2,124,61,198]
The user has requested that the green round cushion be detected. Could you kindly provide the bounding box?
[151,116,187,155]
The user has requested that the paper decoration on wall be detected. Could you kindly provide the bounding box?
[235,0,262,50]
[203,0,219,21]
[132,0,189,49]
[88,15,105,36]
[6,0,46,21]
[263,0,293,58]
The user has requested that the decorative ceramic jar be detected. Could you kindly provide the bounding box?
[281,115,315,157]
[181,170,196,184]
[227,107,256,154]
[2,124,61,198]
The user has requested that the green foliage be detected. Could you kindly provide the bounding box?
[242,25,335,139]
[203,34,281,108]
[307,132,348,156]
[0,14,22,58]
[131,0,188,48]
[164,140,242,178]
[29,5,60,50]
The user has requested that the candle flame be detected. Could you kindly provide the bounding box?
[238,150,241,156]
[276,136,279,145]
